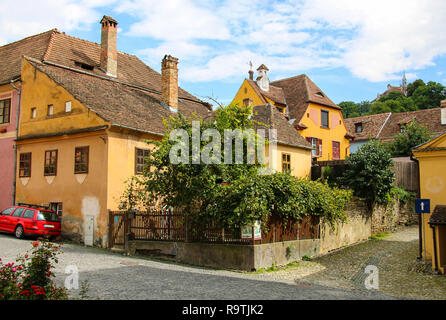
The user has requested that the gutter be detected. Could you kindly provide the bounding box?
[410,153,423,260]
[10,79,21,206]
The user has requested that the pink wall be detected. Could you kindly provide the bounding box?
[0,90,18,210]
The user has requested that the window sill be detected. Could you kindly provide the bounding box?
[320,126,330,130]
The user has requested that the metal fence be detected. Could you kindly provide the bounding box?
[108,210,320,248]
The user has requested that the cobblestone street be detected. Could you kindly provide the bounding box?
[0,226,444,300]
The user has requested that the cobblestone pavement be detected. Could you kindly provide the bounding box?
[0,232,393,300]
[247,226,446,300]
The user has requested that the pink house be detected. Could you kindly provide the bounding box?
[0,87,19,210]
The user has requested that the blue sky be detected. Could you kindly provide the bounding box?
[1,0,446,106]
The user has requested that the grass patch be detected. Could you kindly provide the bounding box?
[369,233,390,240]
[302,254,312,261]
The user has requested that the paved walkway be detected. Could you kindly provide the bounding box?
[0,232,393,300]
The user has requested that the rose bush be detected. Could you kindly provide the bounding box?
[0,239,68,300]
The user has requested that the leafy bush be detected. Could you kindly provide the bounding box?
[386,120,432,157]
[342,140,395,205]
[0,239,68,300]
[212,173,352,228]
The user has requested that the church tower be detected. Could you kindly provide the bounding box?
[401,72,408,97]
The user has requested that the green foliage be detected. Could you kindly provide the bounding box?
[387,120,432,157]
[122,104,352,230]
[342,140,395,205]
[0,239,69,300]
[302,254,312,261]
[340,79,445,119]
[369,233,389,240]
[391,187,416,205]
[213,173,352,228]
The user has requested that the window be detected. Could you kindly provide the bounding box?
[50,202,63,218]
[332,141,340,160]
[19,153,32,177]
[0,99,11,124]
[11,207,25,217]
[135,148,150,174]
[315,92,324,97]
[321,110,329,128]
[44,150,58,176]
[23,209,35,219]
[31,108,37,119]
[65,101,72,113]
[1,207,16,216]
[400,124,406,133]
[74,146,89,174]
[355,123,363,133]
[282,153,291,174]
[74,61,94,71]
[243,98,252,107]
[306,137,322,157]
[47,105,54,116]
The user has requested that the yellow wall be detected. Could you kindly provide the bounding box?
[16,131,109,246]
[232,79,349,161]
[107,128,161,210]
[20,59,108,138]
[413,137,446,274]
[266,144,311,178]
[299,103,350,161]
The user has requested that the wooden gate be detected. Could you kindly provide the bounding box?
[108,211,126,248]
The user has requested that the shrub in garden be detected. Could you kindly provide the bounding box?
[341,140,394,205]
[0,239,68,300]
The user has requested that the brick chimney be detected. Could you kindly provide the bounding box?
[100,15,118,77]
[441,100,446,125]
[161,55,179,110]
[248,70,254,81]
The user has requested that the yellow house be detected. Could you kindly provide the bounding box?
[233,65,351,161]
[13,16,211,247]
[412,129,446,274]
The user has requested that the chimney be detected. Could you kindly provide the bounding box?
[248,70,254,81]
[100,15,118,77]
[256,64,270,91]
[441,100,446,125]
[161,55,179,110]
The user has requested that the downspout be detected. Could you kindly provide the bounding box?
[10,79,21,206]
[430,224,439,273]
[410,153,423,261]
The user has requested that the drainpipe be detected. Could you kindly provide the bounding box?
[10,79,21,206]
[410,153,423,261]
[430,224,439,273]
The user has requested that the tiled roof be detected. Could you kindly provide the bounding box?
[344,112,391,141]
[1,28,211,135]
[379,108,446,141]
[271,75,340,121]
[253,104,312,149]
[429,206,446,226]
[247,80,286,105]
[26,58,208,136]
[0,29,54,84]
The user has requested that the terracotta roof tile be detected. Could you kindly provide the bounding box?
[379,108,446,141]
[253,104,311,149]
[271,75,340,121]
[247,80,286,105]
[0,29,55,84]
[345,112,391,141]
[28,59,208,136]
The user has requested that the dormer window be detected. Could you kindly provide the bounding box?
[315,92,324,98]
[355,123,363,133]
[400,124,406,133]
[74,61,94,71]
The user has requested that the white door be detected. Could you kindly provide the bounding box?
[84,215,94,246]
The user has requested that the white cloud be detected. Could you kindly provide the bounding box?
[0,0,114,44]
[2,0,446,84]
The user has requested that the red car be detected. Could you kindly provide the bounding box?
[0,204,61,239]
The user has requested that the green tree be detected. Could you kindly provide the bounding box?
[388,121,432,157]
[406,79,425,97]
[342,140,395,205]
[411,81,446,109]
[339,101,360,118]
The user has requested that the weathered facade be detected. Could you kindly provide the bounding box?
[11,16,211,247]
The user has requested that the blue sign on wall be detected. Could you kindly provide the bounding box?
[415,199,430,214]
